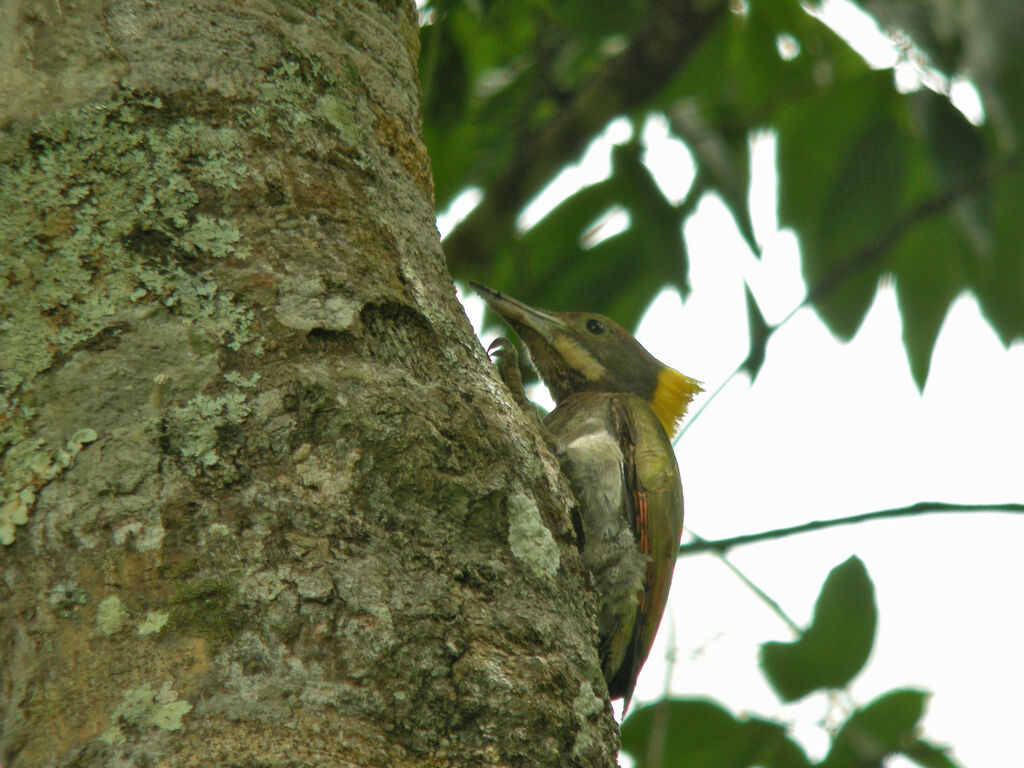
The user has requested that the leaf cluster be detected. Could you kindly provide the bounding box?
[421,0,1024,388]
[620,557,959,768]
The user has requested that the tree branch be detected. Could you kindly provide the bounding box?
[688,532,802,633]
[679,502,1024,556]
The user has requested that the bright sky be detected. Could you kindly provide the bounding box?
[448,3,1024,765]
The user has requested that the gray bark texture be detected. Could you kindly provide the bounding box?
[0,1,618,765]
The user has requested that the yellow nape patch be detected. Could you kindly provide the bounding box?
[651,367,703,438]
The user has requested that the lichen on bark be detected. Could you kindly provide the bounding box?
[0,1,620,765]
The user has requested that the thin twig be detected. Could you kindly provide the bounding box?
[687,529,802,634]
[679,502,1024,557]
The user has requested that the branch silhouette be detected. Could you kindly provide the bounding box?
[679,502,1024,557]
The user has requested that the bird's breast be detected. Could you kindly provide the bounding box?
[543,391,684,694]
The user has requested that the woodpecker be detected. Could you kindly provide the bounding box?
[471,283,702,708]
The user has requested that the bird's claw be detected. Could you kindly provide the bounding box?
[486,336,526,401]
[487,336,518,363]
[485,336,543,425]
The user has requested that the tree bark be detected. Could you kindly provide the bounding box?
[0,1,617,765]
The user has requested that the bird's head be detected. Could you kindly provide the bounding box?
[471,282,702,438]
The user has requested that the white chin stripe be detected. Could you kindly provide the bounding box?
[553,336,606,383]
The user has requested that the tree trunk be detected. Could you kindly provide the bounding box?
[0,1,618,765]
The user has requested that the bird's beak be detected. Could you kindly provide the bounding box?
[468,282,565,343]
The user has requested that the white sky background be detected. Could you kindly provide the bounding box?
[447,2,1024,765]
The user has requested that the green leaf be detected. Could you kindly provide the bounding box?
[902,738,964,768]
[775,71,902,340]
[815,117,904,338]
[760,556,876,702]
[820,117,903,261]
[819,689,929,768]
[742,282,770,381]
[519,177,621,270]
[892,218,965,389]
[914,90,986,189]
[420,16,470,131]
[965,61,1024,345]
[496,137,686,332]
[553,0,647,39]
[610,140,687,280]
[620,698,812,768]
[975,156,1024,345]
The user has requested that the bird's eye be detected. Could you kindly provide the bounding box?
[586,318,605,334]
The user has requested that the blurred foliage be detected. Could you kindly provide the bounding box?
[620,698,812,768]
[619,558,959,768]
[421,0,1024,388]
